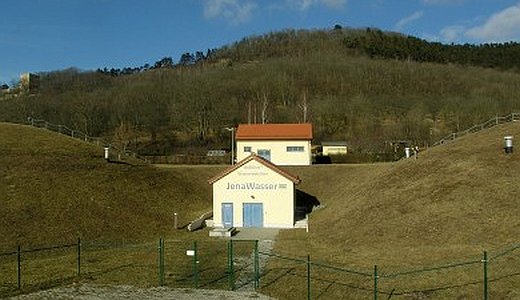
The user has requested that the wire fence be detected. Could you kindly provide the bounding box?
[0,238,518,299]
[25,117,149,164]
[433,112,520,146]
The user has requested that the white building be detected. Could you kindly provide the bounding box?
[322,141,348,156]
[208,153,301,228]
[235,123,313,166]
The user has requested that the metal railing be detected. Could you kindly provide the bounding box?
[26,117,148,164]
[433,112,520,146]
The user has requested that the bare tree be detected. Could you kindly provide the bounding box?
[113,122,135,152]
[298,90,309,123]
[261,92,269,124]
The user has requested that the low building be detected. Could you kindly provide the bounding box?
[235,123,313,166]
[208,153,301,228]
[322,141,348,156]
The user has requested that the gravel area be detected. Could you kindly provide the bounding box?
[8,284,278,300]
[231,228,279,292]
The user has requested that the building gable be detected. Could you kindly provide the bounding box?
[208,153,300,185]
[210,153,302,229]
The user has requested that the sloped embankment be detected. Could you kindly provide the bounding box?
[278,122,520,266]
[0,123,218,248]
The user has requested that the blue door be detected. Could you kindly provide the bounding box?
[243,203,263,227]
[222,203,233,228]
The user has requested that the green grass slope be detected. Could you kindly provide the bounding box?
[278,121,520,268]
[0,123,223,249]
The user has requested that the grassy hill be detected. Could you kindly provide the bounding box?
[277,121,520,267]
[2,120,519,256]
[0,122,224,248]
[1,121,519,298]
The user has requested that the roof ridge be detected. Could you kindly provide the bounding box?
[208,154,300,185]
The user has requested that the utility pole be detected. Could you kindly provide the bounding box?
[225,127,236,165]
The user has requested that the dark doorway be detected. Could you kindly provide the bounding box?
[295,189,320,222]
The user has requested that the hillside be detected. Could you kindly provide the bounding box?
[1,121,519,298]
[0,122,223,248]
[2,29,520,159]
[276,121,520,267]
[1,121,519,253]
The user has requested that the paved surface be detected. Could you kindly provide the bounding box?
[231,228,280,241]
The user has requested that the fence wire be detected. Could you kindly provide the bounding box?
[1,239,519,299]
[26,117,148,163]
[309,260,373,299]
[433,112,520,146]
[488,244,520,299]
[380,259,483,299]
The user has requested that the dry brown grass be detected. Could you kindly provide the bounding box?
[277,122,520,268]
[267,122,520,299]
[0,122,225,249]
[1,121,519,299]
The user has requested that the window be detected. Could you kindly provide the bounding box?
[257,149,271,161]
[244,146,252,152]
[287,146,304,152]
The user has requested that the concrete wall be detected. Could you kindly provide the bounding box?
[212,159,295,228]
[236,140,311,166]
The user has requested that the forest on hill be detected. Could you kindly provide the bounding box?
[1,27,520,160]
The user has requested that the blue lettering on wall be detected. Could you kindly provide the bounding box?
[226,182,284,190]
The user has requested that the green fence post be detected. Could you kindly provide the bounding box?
[77,238,81,277]
[17,245,21,290]
[193,241,199,288]
[228,240,235,291]
[158,238,165,286]
[374,265,378,300]
[254,240,259,289]
[307,255,311,300]
[483,251,488,300]
[162,239,165,286]
[158,238,161,286]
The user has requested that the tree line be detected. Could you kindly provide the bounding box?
[95,49,218,77]
[1,28,520,160]
[344,28,520,71]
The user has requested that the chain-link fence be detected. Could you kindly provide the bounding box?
[1,239,518,299]
[0,242,78,296]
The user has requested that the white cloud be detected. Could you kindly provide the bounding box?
[286,0,347,11]
[394,11,424,32]
[465,3,520,42]
[440,25,465,42]
[203,0,257,25]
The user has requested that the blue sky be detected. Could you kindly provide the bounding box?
[2,0,520,84]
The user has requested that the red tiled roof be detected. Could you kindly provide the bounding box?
[235,123,312,140]
[208,153,301,185]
